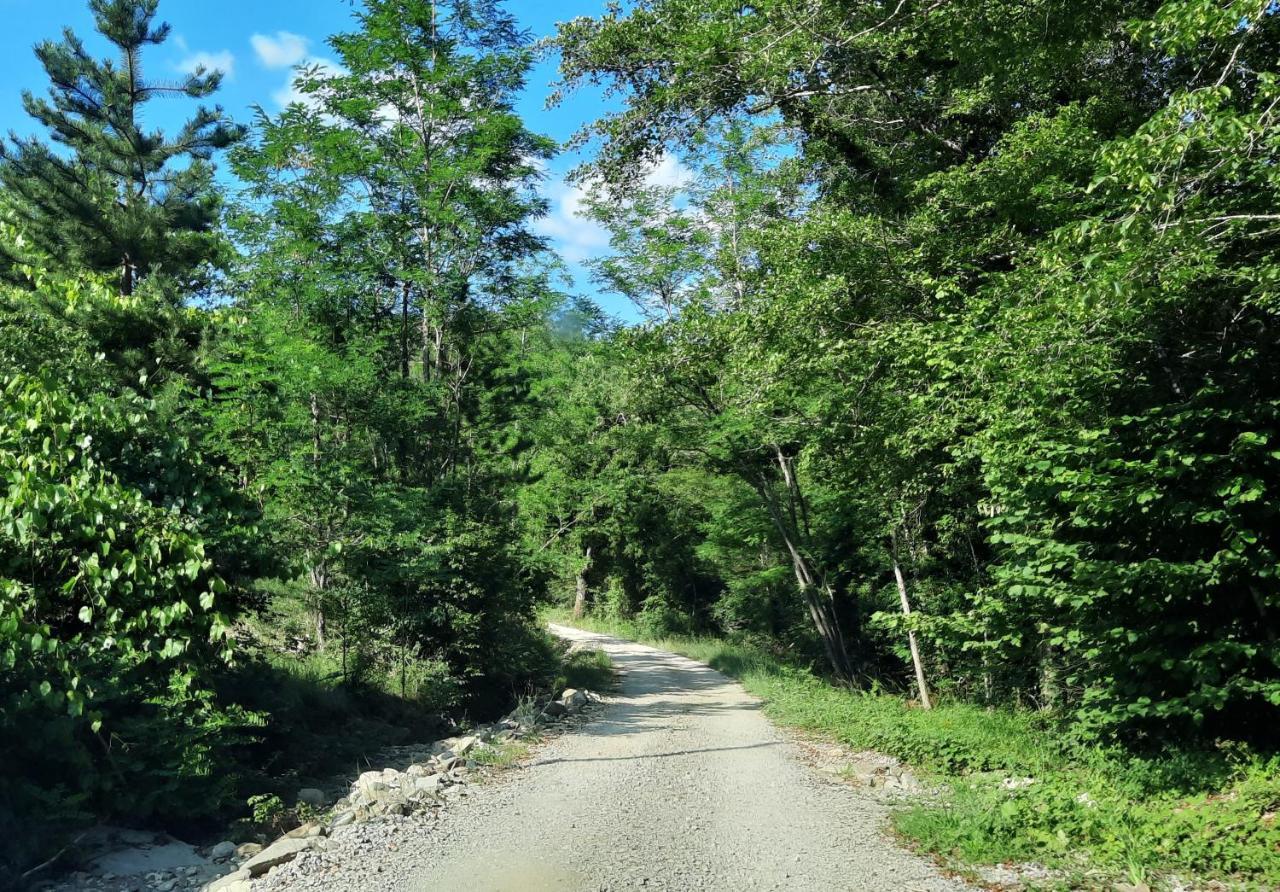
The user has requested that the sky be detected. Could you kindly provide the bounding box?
[0,0,668,320]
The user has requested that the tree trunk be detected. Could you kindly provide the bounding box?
[754,447,855,683]
[308,563,328,650]
[891,533,932,710]
[1037,636,1060,711]
[573,545,593,620]
[400,281,411,379]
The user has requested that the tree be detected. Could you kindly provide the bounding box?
[217,0,561,706]
[0,0,243,295]
[555,0,1280,732]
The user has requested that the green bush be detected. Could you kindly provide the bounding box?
[0,372,248,881]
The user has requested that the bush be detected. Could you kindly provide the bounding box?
[0,372,247,881]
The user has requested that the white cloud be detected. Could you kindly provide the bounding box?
[177,49,235,80]
[532,155,694,265]
[533,176,611,264]
[644,154,694,189]
[252,31,310,69]
[272,57,344,109]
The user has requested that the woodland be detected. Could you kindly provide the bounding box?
[1,0,1278,887]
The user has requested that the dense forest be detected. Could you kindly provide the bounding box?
[1,0,1278,887]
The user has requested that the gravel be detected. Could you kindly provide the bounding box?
[257,625,968,891]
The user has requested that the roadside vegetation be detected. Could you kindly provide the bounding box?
[1,0,1278,888]
[550,610,1280,888]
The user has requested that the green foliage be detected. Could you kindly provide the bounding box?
[551,0,1280,738]
[0,338,247,879]
[0,0,243,294]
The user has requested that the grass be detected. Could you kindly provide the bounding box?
[555,645,617,694]
[546,608,1280,890]
[471,738,534,771]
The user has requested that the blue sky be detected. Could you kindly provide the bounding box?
[0,0,667,319]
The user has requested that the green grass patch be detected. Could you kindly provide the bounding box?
[471,738,533,771]
[555,645,616,694]
[547,609,1280,889]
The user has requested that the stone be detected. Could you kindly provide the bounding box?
[235,843,262,859]
[208,842,236,863]
[241,837,313,877]
[370,794,409,817]
[436,755,461,772]
[412,774,445,795]
[450,735,479,757]
[284,821,322,840]
[559,688,589,712]
[329,810,356,830]
[355,770,385,788]
[296,787,326,808]
[202,869,250,892]
[405,763,432,778]
[540,701,566,719]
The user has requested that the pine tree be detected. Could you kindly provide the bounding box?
[0,0,244,295]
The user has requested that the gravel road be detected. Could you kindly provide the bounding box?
[261,625,967,892]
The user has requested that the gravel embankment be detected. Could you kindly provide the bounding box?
[259,625,968,892]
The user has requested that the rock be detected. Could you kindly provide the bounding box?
[284,821,323,839]
[241,836,313,877]
[405,763,432,778]
[329,810,356,830]
[203,869,250,892]
[370,794,410,817]
[450,735,479,757]
[355,769,386,788]
[412,774,445,795]
[436,755,462,772]
[1000,776,1036,790]
[208,841,237,863]
[156,881,176,892]
[540,701,566,719]
[296,787,326,808]
[559,688,589,712]
[235,843,262,859]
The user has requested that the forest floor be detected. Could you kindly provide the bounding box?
[257,624,966,891]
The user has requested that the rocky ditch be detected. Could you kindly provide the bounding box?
[37,687,602,892]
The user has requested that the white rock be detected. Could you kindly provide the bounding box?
[450,736,479,757]
[412,775,445,795]
[241,837,313,877]
[355,770,385,788]
[202,869,250,892]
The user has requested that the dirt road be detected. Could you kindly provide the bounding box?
[266,625,966,891]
